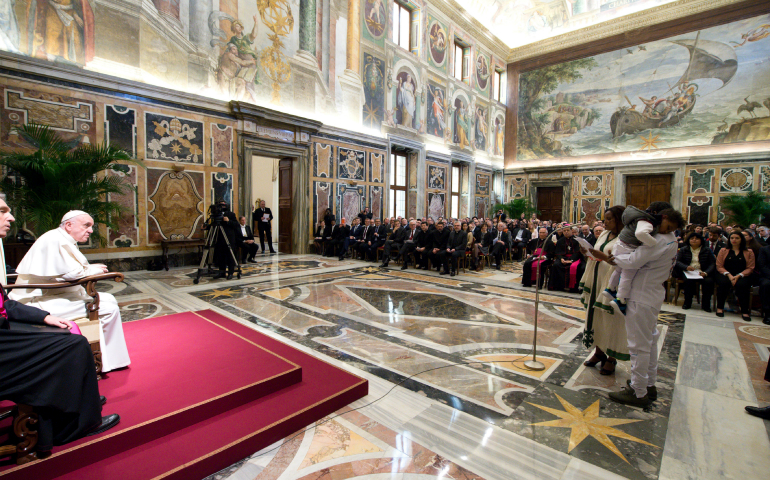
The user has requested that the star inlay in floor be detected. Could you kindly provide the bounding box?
[529,393,658,463]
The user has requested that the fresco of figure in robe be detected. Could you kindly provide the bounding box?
[27,0,95,65]
[396,72,417,129]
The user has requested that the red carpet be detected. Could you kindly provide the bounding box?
[1,310,367,480]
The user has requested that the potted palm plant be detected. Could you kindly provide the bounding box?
[719,190,770,227]
[493,198,540,221]
[0,123,142,248]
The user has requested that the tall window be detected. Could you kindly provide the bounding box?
[453,43,463,80]
[450,165,460,218]
[392,2,411,51]
[494,69,503,102]
[389,152,408,218]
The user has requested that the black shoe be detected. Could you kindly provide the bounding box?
[495,264,501,270]
[100,395,106,406]
[226,274,233,280]
[745,405,770,420]
[682,302,691,310]
[86,414,121,436]
[764,318,770,325]
[338,256,344,261]
[450,271,456,276]
[380,262,389,268]
[213,273,226,279]
[703,305,712,313]
[626,380,658,401]
[716,310,725,317]
[269,250,276,254]
[440,270,449,275]
[401,264,408,270]
[742,315,752,322]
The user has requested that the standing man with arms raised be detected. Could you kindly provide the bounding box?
[253,200,276,254]
[591,208,684,407]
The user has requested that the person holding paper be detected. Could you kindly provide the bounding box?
[579,206,626,376]
[673,232,715,311]
[253,200,276,254]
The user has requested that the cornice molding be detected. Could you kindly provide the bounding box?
[230,102,323,132]
[427,0,509,60]
[506,0,748,64]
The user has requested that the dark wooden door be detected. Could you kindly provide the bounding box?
[278,158,292,253]
[626,175,672,210]
[537,187,563,222]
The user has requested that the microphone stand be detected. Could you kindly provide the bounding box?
[524,228,560,371]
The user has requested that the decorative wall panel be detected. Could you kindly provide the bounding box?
[570,171,613,225]
[369,152,384,183]
[145,113,204,163]
[107,165,139,248]
[337,184,365,223]
[370,185,383,221]
[212,172,233,207]
[210,124,234,168]
[105,105,137,157]
[428,192,445,220]
[147,169,204,244]
[313,181,333,225]
[338,147,366,181]
[314,143,334,178]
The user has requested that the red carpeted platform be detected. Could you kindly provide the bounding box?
[1,310,367,480]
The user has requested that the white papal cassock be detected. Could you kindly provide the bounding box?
[9,227,130,372]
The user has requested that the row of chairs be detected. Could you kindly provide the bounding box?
[666,276,761,314]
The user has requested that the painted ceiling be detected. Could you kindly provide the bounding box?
[454,0,679,49]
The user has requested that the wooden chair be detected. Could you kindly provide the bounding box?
[5,272,125,376]
[0,404,46,465]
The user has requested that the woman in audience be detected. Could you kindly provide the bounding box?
[716,231,755,321]
[742,229,763,264]
[473,223,490,271]
[462,221,474,250]
[580,206,625,375]
[674,232,715,311]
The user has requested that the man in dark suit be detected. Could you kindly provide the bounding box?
[237,216,259,262]
[707,227,726,256]
[428,221,450,273]
[510,221,532,261]
[339,218,361,261]
[355,218,375,259]
[253,200,276,254]
[443,220,467,276]
[365,218,389,261]
[324,219,345,257]
[414,221,432,269]
[397,220,420,270]
[579,224,596,246]
[208,200,239,279]
[488,222,510,270]
[757,226,770,246]
[380,219,407,267]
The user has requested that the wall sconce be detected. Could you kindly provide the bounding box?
[172,163,185,172]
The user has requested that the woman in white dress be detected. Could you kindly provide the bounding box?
[579,206,627,375]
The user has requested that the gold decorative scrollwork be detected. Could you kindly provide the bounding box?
[257,0,294,103]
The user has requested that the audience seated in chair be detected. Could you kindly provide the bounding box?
[673,232,714,312]
[237,216,259,262]
[522,227,555,288]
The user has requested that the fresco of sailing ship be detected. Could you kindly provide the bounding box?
[610,33,738,138]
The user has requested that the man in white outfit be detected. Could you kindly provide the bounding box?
[9,210,130,372]
[591,208,684,407]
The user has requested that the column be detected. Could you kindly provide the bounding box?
[189,0,213,48]
[346,0,360,74]
[299,0,317,53]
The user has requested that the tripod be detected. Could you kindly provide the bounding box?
[193,219,242,284]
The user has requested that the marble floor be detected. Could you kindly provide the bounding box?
[101,253,770,480]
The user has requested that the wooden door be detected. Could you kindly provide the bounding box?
[625,175,672,210]
[537,186,563,222]
[278,159,292,253]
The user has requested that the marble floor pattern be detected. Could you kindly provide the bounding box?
[105,254,770,480]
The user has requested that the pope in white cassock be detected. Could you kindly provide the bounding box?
[9,210,130,372]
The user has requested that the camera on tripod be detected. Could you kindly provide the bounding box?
[207,203,226,225]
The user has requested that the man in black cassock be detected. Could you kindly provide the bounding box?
[548,225,585,293]
[522,227,556,288]
[0,198,118,454]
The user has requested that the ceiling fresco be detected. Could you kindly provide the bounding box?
[454,0,678,49]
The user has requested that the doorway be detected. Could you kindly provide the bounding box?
[278,159,293,253]
[625,175,672,210]
[250,155,279,250]
[537,186,563,222]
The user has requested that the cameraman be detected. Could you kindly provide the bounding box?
[206,200,238,279]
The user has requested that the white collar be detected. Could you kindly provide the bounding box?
[57,227,78,245]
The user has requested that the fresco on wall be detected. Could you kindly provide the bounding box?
[395,71,418,129]
[364,0,386,39]
[427,16,448,71]
[493,114,504,156]
[475,52,490,94]
[474,106,488,151]
[363,53,385,129]
[453,0,678,49]
[518,14,770,161]
[452,96,471,149]
[426,84,446,138]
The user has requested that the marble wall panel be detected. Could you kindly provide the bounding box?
[105,105,137,157]
[476,172,490,196]
[408,191,417,219]
[107,164,139,247]
[370,186,383,221]
[719,166,754,193]
[687,196,713,226]
[1,86,96,146]
[313,181,333,224]
[369,152,384,183]
[147,169,204,243]
[475,196,489,218]
[428,164,446,190]
[579,198,602,225]
[337,184,365,223]
[210,124,233,168]
[314,143,334,178]
[508,176,527,199]
[688,168,715,194]
[570,170,613,225]
[761,166,770,193]
[338,147,366,181]
[212,172,233,207]
[144,112,204,163]
[428,192,445,220]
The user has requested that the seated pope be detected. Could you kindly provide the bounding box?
[0,199,119,453]
[9,210,130,372]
